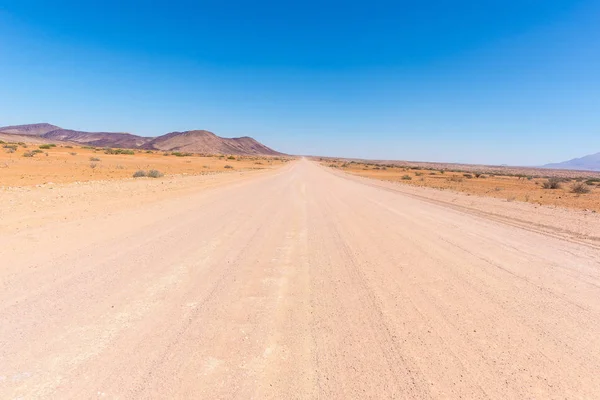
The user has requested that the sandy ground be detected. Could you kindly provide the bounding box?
[0,143,288,186]
[325,160,600,212]
[1,159,599,399]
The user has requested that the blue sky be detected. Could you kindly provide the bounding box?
[1,0,599,165]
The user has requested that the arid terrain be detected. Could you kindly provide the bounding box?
[0,142,289,186]
[321,158,600,212]
[1,157,600,399]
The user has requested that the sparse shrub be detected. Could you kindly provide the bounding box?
[64,145,73,149]
[224,165,233,169]
[115,164,125,169]
[3,144,18,150]
[104,148,135,155]
[39,144,52,149]
[32,149,43,154]
[147,169,164,178]
[5,147,15,153]
[145,150,153,153]
[401,175,412,180]
[163,152,170,156]
[70,152,77,156]
[89,162,97,169]
[90,157,101,161]
[542,177,562,189]
[172,152,192,157]
[415,172,423,176]
[22,151,35,157]
[463,173,473,179]
[133,170,147,177]
[571,182,591,194]
[585,178,600,185]
[449,175,463,182]
[254,161,263,165]
[227,155,236,160]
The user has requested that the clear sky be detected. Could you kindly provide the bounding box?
[1,0,599,165]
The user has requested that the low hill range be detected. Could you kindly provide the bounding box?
[0,123,283,156]
[543,152,600,172]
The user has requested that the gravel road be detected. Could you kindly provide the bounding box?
[1,159,599,399]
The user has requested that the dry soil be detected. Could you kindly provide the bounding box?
[1,159,599,399]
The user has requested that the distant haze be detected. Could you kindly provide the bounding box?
[543,152,600,171]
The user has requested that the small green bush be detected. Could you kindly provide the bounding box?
[171,151,192,157]
[401,175,412,180]
[542,177,562,189]
[22,151,35,157]
[104,148,135,155]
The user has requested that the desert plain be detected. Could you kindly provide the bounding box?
[1,142,600,399]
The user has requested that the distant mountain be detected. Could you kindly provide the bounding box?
[0,123,61,136]
[145,130,283,156]
[42,129,153,148]
[544,152,600,171]
[0,123,283,156]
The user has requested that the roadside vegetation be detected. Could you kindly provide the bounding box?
[322,158,600,212]
[0,141,293,186]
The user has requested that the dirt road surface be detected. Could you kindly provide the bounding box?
[2,159,599,399]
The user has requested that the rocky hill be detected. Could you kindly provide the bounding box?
[544,152,600,171]
[0,123,283,156]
